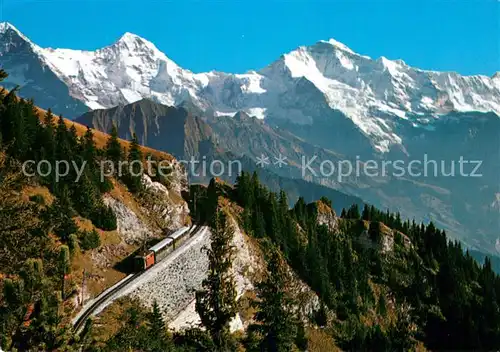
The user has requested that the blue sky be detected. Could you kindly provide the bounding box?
[2,0,499,75]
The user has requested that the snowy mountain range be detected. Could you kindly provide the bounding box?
[1,22,499,254]
[1,22,499,153]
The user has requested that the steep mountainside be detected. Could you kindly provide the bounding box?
[77,99,214,158]
[76,99,500,255]
[0,83,196,350]
[77,100,365,213]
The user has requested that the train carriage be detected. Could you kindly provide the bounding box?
[133,226,191,272]
[150,237,174,263]
[168,226,191,249]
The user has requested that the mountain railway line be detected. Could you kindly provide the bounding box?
[73,224,202,334]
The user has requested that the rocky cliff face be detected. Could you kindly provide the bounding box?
[311,200,338,233]
[103,172,189,245]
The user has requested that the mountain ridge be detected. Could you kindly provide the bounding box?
[76,98,500,255]
[2,21,499,154]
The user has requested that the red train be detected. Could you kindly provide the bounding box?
[134,226,191,271]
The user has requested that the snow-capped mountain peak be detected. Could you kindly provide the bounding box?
[113,31,166,58]
[321,38,357,55]
[0,22,40,53]
[1,25,499,153]
[0,22,32,43]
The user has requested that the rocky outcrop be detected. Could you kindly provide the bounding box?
[102,170,189,246]
[312,200,338,233]
[104,195,153,245]
[140,174,190,230]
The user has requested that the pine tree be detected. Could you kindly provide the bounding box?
[148,300,172,350]
[252,247,299,352]
[315,302,328,327]
[266,192,281,243]
[82,126,96,164]
[73,172,98,218]
[9,101,29,159]
[51,186,78,241]
[125,133,143,193]
[295,322,308,351]
[195,207,237,350]
[340,208,347,218]
[369,221,383,245]
[68,124,79,155]
[149,300,165,335]
[79,229,101,250]
[58,245,70,299]
[105,123,122,170]
[55,115,69,162]
[67,234,80,256]
[20,258,44,300]
[377,294,388,316]
[362,204,371,221]
[346,204,360,219]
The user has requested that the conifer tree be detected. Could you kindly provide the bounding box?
[149,300,165,335]
[252,247,300,352]
[340,208,347,218]
[9,102,28,159]
[20,258,44,301]
[58,246,70,299]
[68,124,79,154]
[346,204,360,219]
[125,133,143,193]
[362,204,371,221]
[38,109,56,184]
[73,172,98,218]
[82,127,96,164]
[148,299,171,351]
[195,207,237,350]
[55,115,69,161]
[266,192,280,243]
[105,124,122,170]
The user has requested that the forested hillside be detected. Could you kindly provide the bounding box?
[0,71,187,351]
[188,173,500,350]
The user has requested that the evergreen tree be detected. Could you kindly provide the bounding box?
[82,126,96,164]
[149,300,165,336]
[362,204,371,221]
[51,186,78,242]
[58,246,70,299]
[346,204,360,219]
[147,300,173,350]
[78,229,101,250]
[55,115,70,162]
[105,124,122,171]
[195,207,237,351]
[251,247,300,352]
[124,133,143,193]
[315,302,328,327]
[295,322,308,351]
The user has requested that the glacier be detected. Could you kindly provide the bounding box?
[0,22,499,152]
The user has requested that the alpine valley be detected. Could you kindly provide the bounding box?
[0,21,499,255]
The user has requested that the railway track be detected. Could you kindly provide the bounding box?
[73,272,140,332]
[73,224,202,334]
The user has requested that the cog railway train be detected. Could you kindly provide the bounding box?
[134,226,193,271]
